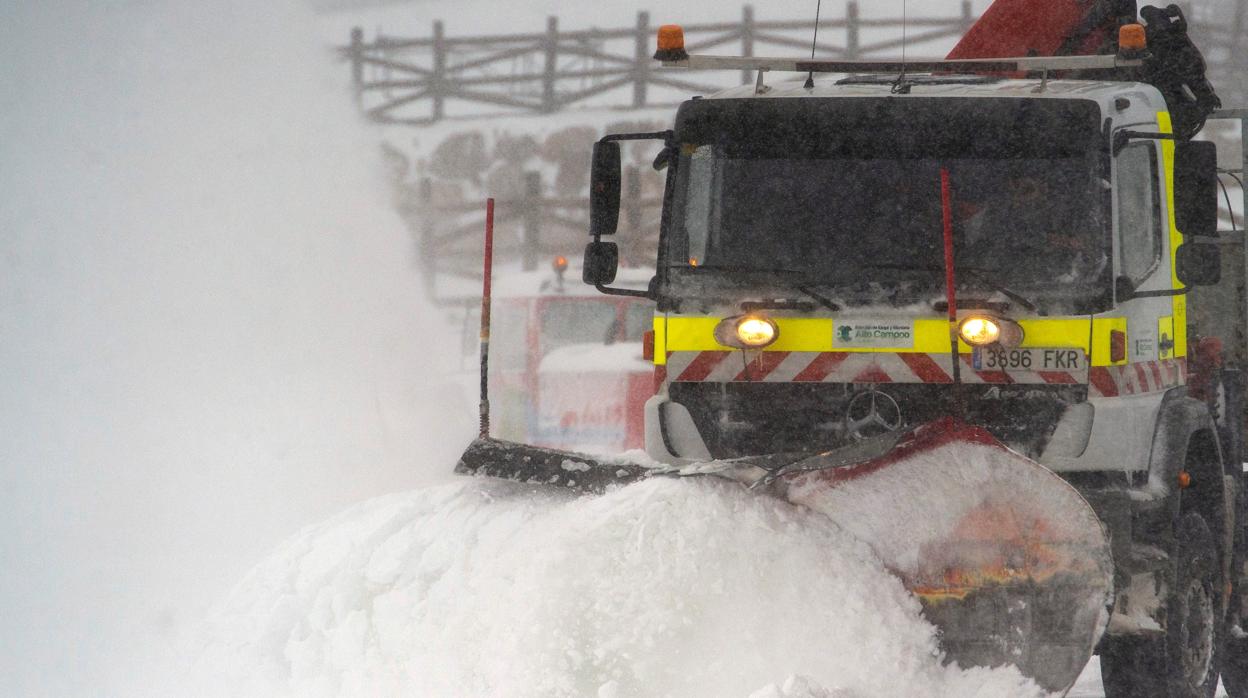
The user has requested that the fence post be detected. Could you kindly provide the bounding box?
[846,1,859,60]
[960,0,974,31]
[542,17,559,113]
[419,177,438,299]
[741,5,755,85]
[522,171,542,271]
[349,27,364,105]
[431,21,446,122]
[633,11,650,108]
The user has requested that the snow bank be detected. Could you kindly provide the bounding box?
[539,342,651,374]
[194,476,1047,698]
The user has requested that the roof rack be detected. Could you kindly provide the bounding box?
[659,54,1143,75]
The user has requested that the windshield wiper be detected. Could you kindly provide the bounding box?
[861,263,1039,312]
[675,264,806,275]
[793,284,842,312]
[672,265,842,311]
[746,285,842,312]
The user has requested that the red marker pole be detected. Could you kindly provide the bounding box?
[940,168,964,412]
[478,198,495,439]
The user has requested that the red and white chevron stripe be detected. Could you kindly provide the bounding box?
[664,352,1187,396]
[1088,358,1186,397]
[665,351,1088,385]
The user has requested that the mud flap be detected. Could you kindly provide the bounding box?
[775,418,1114,694]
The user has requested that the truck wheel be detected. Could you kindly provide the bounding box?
[1223,637,1248,697]
[1102,512,1221,698]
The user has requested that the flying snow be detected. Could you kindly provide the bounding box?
[193,476,1048,698]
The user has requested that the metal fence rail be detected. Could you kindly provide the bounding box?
[344,2,975,124]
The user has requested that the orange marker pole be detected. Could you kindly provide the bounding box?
[478,198,495,439]
[940,168,964,414]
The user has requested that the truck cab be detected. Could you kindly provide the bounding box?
[625,77,1216,465]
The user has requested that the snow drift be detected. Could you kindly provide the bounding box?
[195,476,1049,697]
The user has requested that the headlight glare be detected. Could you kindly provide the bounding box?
[714,314,779,349]
[959,316,1002,346]
[736,316,778,347]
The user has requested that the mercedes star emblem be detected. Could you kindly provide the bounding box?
[844,389,904,440]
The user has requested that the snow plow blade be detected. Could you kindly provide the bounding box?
[455,437,650,493]
[456,419,1113,693]
[776,418,1114,694]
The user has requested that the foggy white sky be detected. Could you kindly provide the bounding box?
[1,1,477,694]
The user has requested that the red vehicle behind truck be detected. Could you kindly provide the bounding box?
[487,260,653,454]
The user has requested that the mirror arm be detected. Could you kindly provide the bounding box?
[594,284,654,299]
[1112,129,1176,156]
[601,129,675,145]
[589,233,655,299]
[1130,287,1189,298]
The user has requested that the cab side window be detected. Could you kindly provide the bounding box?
[1116,144,1162,284]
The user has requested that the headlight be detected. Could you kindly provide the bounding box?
[958,315,1024,347]
[959,316,1001,346]
[715,314,779,349]
[736,316,778,347]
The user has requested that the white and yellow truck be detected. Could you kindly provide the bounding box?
[459,2,1248,695]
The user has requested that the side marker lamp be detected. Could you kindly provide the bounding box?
[715,314,779,349]
[958,316,1024,347]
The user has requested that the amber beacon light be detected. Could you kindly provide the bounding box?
[654,24,688,61]
[1118,23,1147,57]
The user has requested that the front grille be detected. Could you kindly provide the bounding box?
[669,382,1085,459]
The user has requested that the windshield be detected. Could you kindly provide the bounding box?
[665,97,1110,312]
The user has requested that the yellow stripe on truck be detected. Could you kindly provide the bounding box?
[1157,111,1188,358]
[654,315,1130,366]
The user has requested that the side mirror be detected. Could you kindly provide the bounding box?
[590,141,621,236]
[1175,242,1221,286]
[582,241,619,286]
[1174,140,1218,236]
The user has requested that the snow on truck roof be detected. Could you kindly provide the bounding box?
[700,74,1168,111]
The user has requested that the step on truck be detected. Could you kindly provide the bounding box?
[458,1,1248,694]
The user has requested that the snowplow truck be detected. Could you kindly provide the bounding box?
[458,1,1248,695]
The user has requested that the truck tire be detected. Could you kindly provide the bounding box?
[1101,512,1221,698]
[1223,637,1248,697]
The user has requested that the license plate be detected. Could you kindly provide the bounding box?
[972,347,1086,372]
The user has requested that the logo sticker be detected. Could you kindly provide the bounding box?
[833,321,914,349]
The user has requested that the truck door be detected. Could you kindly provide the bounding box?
[1116,141,1174,368]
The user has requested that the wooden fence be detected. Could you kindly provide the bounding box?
[406,165,663,302]
[344,2,976,124]
[345,3,1246,124]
